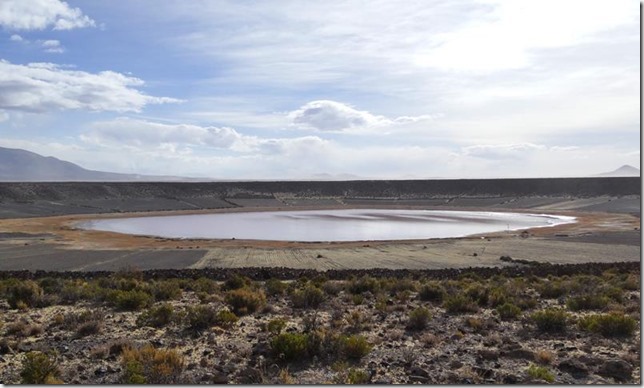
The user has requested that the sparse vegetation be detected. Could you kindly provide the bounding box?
[225,288,266,315]
[290,285,325,309]
[443,294,478,314]
[530,308,569,333]
[137,303,176,328]
[526,364,555,382]
[578,312,637,337]
[407,307,431,330]
[121,345,184,384]
[496,302,522,320]
[20,351,61,384]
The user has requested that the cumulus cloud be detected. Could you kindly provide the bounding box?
[0,0,95,30]
[287,100,435,133]
[9,34,22,41]
[288,100,390,131]
[84,118,246,150]
[0,60,180,113]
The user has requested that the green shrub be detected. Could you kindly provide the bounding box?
[225,288,266,315]
[322,281,343,296]
[418,282,446,303]
[487,286,509,307]
[290,285,325,309]
[137,304,175,328]
[496,302,522,320]
[121,345,184,384]
[443,295,478,314]
[338,335,372,360]
[223,274,251,291]
[185,305,218,332]
[530,308,569,333]
[189,277,218,293]
[38,277,64,295]
[20,351,61,384]
[386,278,417,294]
[265,279,288,296]
[407,307,432,330]
[578,313,638,337]
[346,276,379,295]
[346,368,371,384]
[150,280,182,301]
[271,333,309,361]
[526,364,554,383]
[267,318,287,335]
[566,295,609,311]
[538,281,568,299]
[6,280,43,308]
[465,283,489,307]
[215,310,238,329]
[107,289,153,311]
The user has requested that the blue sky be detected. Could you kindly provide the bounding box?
[0,0,639,179]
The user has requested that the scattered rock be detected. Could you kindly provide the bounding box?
[409,366,430,378]
[477,349,499,361]
[597,359,633,382]
[558,358,588,378]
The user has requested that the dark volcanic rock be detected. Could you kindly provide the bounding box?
[558,358,589,378]
[597,359,633,382]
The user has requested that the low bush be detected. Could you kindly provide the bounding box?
[189,277,218,294]
[121,345,184,384]
[223,274,251,291]
[407,307,431,331]
[6,280,43,309]
[496,302,522,320]
[346,368,371,384]
[338,335,372,360]
[137,304,176,328]
[566,295,609,311]
[346,276,379,295]
[225,288,266,315]
[150,280,182,301]
[271,333,309,361]
[107,289,153,311]
[20,351,62,384]
[443,295,478,314]
[185,305,218,332]
[265,279,288,296]
[526,364,554,383]
[267,318,287,335]
[76,320,102,337]
[291,285,325,309]
[215,309,238,329]
[465,283,489,307]
[418,282,446,303]
[530,309,569,333]
[578,312,638,337]
[537,281,568,299]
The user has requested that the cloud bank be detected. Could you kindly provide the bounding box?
[0,0,95,30]
[0,60,180,113]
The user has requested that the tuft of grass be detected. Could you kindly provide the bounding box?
[185,305,218,332]
[443,295,478,314]
[149,280,182,301]
[291,285,325,309]
[496,302,522,320]
[346,368,371,384]
[214,309,238,329]
[530,308,569,333]
[407,307,432,331]
[417,282,446,303]
[566,295,609,311]
[265,278,288,296]
[225,288,266,315]
[121,345,184,384]
[271,333,309,361]
[6,280,43,309]
[338,334,372,360]
[76,320,102,337]
[267,318,287,335]
[137,304,176,328]
[20,351,61,384]
[537,281,569,299]
[346,276,379,295]
[222,274,251,291]
[578,312,638,337]
[534,349,555,365]
[526,364,555,383]
[107,289,153,311]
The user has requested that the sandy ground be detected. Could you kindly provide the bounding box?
[0,204,639,271]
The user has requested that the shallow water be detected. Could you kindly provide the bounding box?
[80,209,576,242]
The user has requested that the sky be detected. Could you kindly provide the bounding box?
[0,0,639,180]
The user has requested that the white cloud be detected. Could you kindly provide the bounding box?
[0,0,95,30]
[0,60,180,113]
[461,143,546,159]
[40,39,64,53]
[9,34,22,41]
[84,118,247,150]
[288,100,390,131]
[287,100,435,133]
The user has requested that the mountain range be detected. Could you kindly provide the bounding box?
[0,146,639,181]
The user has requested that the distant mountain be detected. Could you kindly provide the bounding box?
[0,146,195,182]
[595,165,640,177]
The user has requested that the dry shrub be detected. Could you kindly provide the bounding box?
[121,345,184,384]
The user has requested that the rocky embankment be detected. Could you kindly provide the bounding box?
[0,177,639,218]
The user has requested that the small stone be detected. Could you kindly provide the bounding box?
[558,358,588,378]
[478,349,499,361]
[502,374,519,384]
[409,366,430,378]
